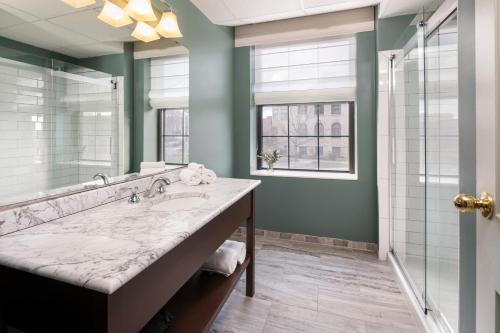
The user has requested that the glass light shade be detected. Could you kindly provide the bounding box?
[132,22,160,43]
[155,12,183,38]
[98,1,133,28]
[62,0,96,8]
[125,0,157,22]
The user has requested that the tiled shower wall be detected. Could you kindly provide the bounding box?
[0,57,123,201]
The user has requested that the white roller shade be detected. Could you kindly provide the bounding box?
[149,55,189,109]
[254,36,356,105]
[235,7,373,48]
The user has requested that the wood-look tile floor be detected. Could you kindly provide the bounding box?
[210,238,425,333]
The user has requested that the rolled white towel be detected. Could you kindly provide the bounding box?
[201,168,217,184]
[179,168,202,186]
[202,240,245,276]
[187,162,205,173]
[223,240,246,264]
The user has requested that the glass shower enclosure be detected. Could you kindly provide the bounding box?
[389,8,459,333]
[0,52,123,202]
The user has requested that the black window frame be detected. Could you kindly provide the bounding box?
[257,101,355,174]
[158,108,189,165]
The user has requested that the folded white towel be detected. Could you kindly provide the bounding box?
[139,161,166,176]
[187,162,205,173]
[202,240,246,276]
[179,169,202,186]
[140,161,165,169]
[201,168,217,184]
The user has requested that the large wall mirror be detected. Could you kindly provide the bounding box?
[0,0,188,207]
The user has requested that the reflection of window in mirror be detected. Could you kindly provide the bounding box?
[149,54,189,165]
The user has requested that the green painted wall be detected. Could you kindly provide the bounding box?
[376,13,417,51]
[233,32,379,242]
[135,0,235,176]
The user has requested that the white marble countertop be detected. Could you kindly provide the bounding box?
[0,178,260,294]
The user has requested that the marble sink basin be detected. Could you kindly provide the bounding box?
[147,192,210,212]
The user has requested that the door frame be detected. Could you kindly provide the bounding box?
[474,0,500,332]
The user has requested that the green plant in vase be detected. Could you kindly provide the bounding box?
[258,150,281,173]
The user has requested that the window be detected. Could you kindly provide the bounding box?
[332,122,341,136]
[258,102,355,173]
[159,108,189,165]
[150,54,190,164]
[254,36,356,174]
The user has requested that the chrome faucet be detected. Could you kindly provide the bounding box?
[93,173,110,186]
[121,186,140,204]
[145,177,171,198]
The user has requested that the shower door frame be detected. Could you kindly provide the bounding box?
[387,1,469,332]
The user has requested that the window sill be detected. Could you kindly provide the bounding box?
[250,169,358,180]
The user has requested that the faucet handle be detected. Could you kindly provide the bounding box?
[121,186,140,204]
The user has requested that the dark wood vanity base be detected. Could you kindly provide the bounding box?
[0,191,256,333]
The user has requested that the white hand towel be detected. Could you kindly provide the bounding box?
[187,162,205,173]
[223,240,246,264]
[202,241,244,276]
[179,169,202,186]
[139,161,166,176]
[201,168,217,184]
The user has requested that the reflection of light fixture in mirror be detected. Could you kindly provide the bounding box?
[98,1,133,27]
[132,22,160,42]
[125,0,157,22]
[61,0,96,8]
[155,11,182,38]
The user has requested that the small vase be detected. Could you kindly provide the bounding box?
[267,163,275,174]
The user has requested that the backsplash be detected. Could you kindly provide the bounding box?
[0,168,181,236]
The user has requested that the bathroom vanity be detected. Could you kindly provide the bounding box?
[0,177,260,333]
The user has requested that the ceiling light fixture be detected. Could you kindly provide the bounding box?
[132,22,161,42]
[61,0,96,8]
[155,11,182,38]
[98,1,133,27]
[125,0,157,22]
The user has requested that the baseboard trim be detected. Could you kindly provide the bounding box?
[234,227,378,253]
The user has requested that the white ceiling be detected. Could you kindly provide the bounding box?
[190,0,380,26]
[190,0,440,26]
[0,0,135,58]
[378,0,439,18]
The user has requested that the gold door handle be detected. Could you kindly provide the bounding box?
[453,192,495,219]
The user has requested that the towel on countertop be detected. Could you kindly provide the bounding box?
[187,162,205,173]
[202,240,246,276]
[201,168,217,184]
[139,161,165,176]
[179,168,202,186]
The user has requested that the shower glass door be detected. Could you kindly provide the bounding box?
[390,10,427,310]
[390,8,459,333]
[424,11,459,332]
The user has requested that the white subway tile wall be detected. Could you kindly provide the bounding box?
[0,57,124,201]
